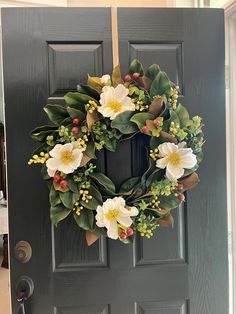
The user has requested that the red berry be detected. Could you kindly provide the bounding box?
[176,183,184,190]
[120,233,127,240]
[178,194,185,202]
[60,180,68,189]
[73,118,80,125]
[53,174,61,183]
[133,72,140,80]
[141,126,149,134]
[153,119,160,128]
[72,127,79,135]
[124,74,132,82]
[127,227,134,236]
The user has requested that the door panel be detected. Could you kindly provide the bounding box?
[118,8,228,314]
[2,8,228,314]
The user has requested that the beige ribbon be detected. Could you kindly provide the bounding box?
[111,7,119,67]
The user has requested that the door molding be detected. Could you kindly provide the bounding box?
[225,3,236,314]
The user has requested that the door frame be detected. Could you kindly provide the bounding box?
[225,2,236,314]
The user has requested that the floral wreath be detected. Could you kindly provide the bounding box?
[29,60,204,245]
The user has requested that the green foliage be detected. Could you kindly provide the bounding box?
[150,71,172,98]
[129,59,144,76]
[73,210,94,230]
[44,104,69,126]
[145,64,160,81]
[31,125,58,142]
[119,177,141,193]
[130,112,155,130]
[175,103,190,127]
[89,172,116,193]
[111,111,139,134]
[50,205,71,226]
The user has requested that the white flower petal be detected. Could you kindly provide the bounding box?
[107,221,119,239]
[100,74,111,84]
[117,215,133,227]
[156,156,169,169]
[158,142,178,157]
[166,164,184,179]
[49,144,62,158]
[47,168,56,177]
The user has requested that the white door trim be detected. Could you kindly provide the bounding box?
[225,3,236,314]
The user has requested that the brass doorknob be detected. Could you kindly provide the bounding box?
[14,241,32,263]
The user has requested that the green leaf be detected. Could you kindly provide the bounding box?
[111,111,138,134]
[59,191,73,209]
[73,210,94,230]
[130,112,155,130]
[112,65,123,87]
[87,76,103,93]
[159,194,181,210]
[64,92,95,111]
[50,205,71,226]
[77,84,100,100]
[162,109,180,132]
[44,104,68,126]
[49,186,61,207]
[89,172,116,193]
[119,177,140,193]
[145,64,160,81]
[86,140,96,158]
[104,137,117,152]
[31,125,57,142]
[150,71,172,98]
[175,103,190,127]
[81,185,103,210]
[146,169,164,188]
[67,107,85,121]
[41,164,50,180]
[129,59,144,76]
[67,175,79,193]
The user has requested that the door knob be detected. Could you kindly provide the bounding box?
[14,241,32,263]
[15,275,34,314]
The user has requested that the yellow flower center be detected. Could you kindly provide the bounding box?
[61,150,74,164]
[168,152,180,165]
[106,209,119,221]
[108,100,122,112]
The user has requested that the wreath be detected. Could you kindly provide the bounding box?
[29,60,204,245]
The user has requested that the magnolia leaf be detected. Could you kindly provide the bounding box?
[145,64,160,81]
[67,176,79,193]
[59,191,73,209]
[73,210,94,230]
[129,59,144,76]
[138,76,152,90]
[41,164,50,180]
[119,177,140,193]
[111,111,138,134]
[150,71,172,98]
[130,112,155,130]
[53,181,69,192]
[87,75,103,93]
[31,125,57,142]
[80,153,92,167]
[176,103,190,127]
[89,172,116,193]
[81,185,102,210]
[64,92,94,110]
[49,185,61,207]
[67,107,85,121]
[148,96,166,116]
[86,230,99,246]
[77,83,100,100]
[162,109,180,132]
[179,172,199,190]
[159,194,181,210]
[86,111,101,131]
[158,214,174,228]
[159,131,178,144]
[85,140,96,158]
[50,205,71,226]
[44,104,68,126]
[112,65,123,87]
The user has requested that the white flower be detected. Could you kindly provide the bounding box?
[100,74,111,85]
[156,142,197,179]
[95,197,138,239]
[98,84,135,120]
[46,143,85,177]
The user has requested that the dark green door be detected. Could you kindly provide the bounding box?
[2,7,228,314]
